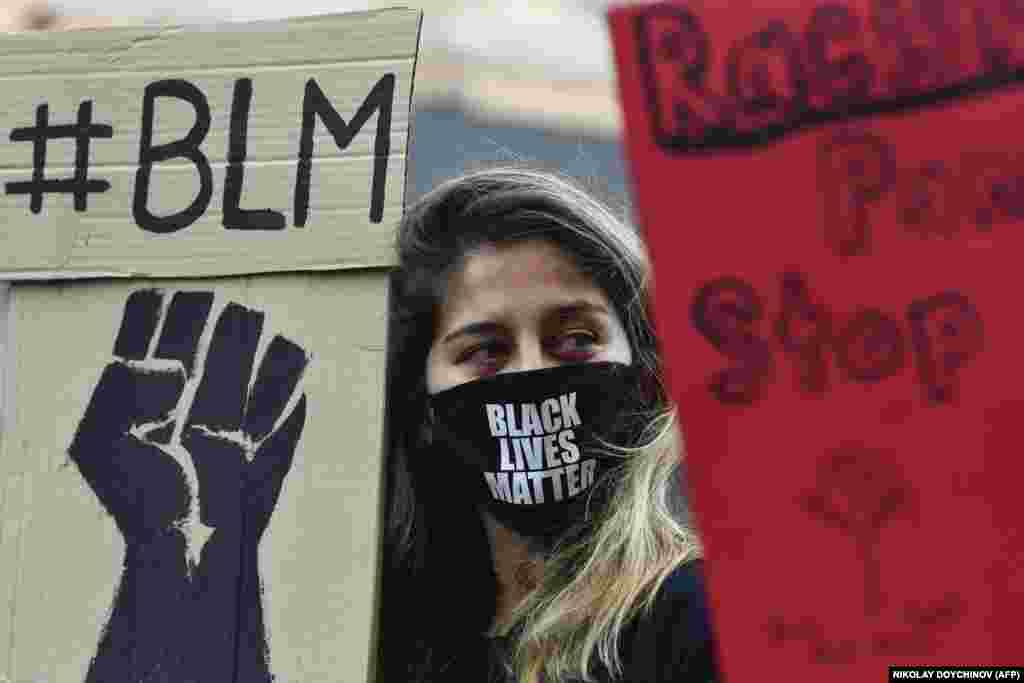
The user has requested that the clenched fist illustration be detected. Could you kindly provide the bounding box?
[69,289,310,683]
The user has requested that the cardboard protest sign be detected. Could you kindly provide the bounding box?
[0,11,418,279]
[609,1,1023,679]
[0,10,419,683]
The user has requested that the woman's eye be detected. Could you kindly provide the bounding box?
[552,332,598,357]
[459,341,506,369]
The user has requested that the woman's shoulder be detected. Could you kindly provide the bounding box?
[658,559,709,604]
[618,559,720,682]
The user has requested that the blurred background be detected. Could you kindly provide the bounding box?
[0,0,637,448]
[0,0,633,206]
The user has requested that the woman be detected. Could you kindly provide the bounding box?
[378,167,718,682]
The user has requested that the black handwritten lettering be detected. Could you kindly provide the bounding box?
[690,277,774,405]
[295,74,395,227]
[5,101,112,213]
[223,78,286,230]
[134,80,213,234]
[906,291,984,404]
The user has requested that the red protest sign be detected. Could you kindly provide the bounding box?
[609,1,1024,679]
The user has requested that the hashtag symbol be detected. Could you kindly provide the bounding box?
[5,101,112,213]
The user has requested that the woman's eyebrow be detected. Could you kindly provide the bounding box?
[552,301,610,320]
[440,302,609,344]
[441,321,503,345]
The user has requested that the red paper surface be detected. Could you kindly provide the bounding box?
[609,1,1024,679]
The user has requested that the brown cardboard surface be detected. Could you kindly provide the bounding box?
[0,9,420,279]
[0,9,419,682]
[0,270,389,683]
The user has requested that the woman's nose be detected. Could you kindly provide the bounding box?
[506,338,559,372]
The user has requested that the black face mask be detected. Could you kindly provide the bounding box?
[428,362,645,539]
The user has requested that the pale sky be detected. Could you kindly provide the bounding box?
[49,0,618,77]
[52,0,350,22]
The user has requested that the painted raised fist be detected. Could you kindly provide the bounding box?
[70,288,308,551]
[68,288,309,683]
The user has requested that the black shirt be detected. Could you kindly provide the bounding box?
[617,559,718,682]
[473,560,719,683]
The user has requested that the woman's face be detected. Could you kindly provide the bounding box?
[426,239,634,394]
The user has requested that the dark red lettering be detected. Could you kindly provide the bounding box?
[691,275,984,405]
[871,0,957,94]
[961,151,1024,232]
[775,271,832,395]
[906,291,984,404]
[971,0,1024,74]
[805,4,875,110]
[896,160,958,240]
[726,20,808,132]
[691,277,775,405]
[834,309,907,383]
[818,128,895,258]
[634,7,728,147]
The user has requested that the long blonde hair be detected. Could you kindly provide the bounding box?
[380,166,702,683]
[498,410,700,683]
